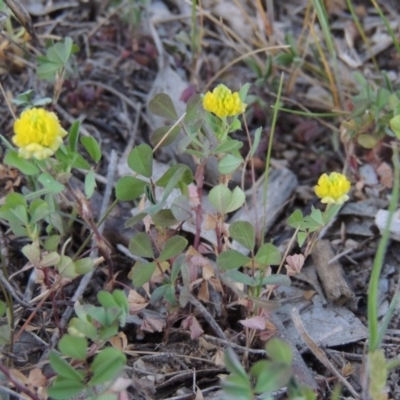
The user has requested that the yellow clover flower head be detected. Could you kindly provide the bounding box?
[203,84,246,118]
[315,172,351,204]
[12,108,67,160]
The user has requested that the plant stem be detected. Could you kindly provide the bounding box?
[260,72,284,245]
[194,159,206,250]
[368,144,400,351]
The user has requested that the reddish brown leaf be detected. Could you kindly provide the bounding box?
[285,254,305,277]
[182,315,204,339]
[377,162,393,188]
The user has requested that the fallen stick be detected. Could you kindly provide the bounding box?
[311,240,355,305]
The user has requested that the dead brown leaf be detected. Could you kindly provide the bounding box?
[141,316,165,333]
[182,315,204,340]
[377,162,393,188]
[324,0,346,15]
[198,280,209,302]
[128,290,149,314]
[285,253,305,277]
[239,315,267,330]
[109,332,128,351]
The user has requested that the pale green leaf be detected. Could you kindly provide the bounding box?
[255,243,281,266]
[148,93,178,120]
[127,143,153,178]
[229,221,255,251]
[159,236,188,261]
[38,173,65,194]
[84,169,96,199]
[208,184,232,214]
[218,154,242,175]
[216,250,251,270]
[115,176,147,201]
[131,261,156,287]
[4,151,39,175]
[59,335,87,360]
[129,232,154,258]
[81,136,101,162]
[89,347,126,386]
[151,125,180,148]
[226,186,245,213]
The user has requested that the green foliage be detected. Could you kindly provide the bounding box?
[221,338,311,400]
[38,172,65,194]
[115,176,148,201]
[129,232,154,258]
[0,301,6,317]
[81,136,102,163]
[89,347,127,386]
[4,28,392,398]
[148,93,178,120]
[129,234,187,288]
[0,300,10,346]
[48,341,126,400]
[110,0,149,32]
[343,71,400,148]
[127,143,153,177]
[288,204,341,247]
[218,154,243,175]
[84,169,97,199]
[131,261,157,288]
[37,37,79,80]
[159,235,188,261]
[11,90,52,108]
[255,243,281,267]
[0,193,56,240]
[58,335,87,360]
[4,150,39,175]
[368,350,388,400]
[217,250,251,270]
[208,185,245,214]
[115,143,193,227]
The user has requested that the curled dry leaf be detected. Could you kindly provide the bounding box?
[285,253,305,277]
[239,313,277,340]
[341,362,356,377]
[28,368,46,388]
[325,0,346,15]
[109,332,128,351]
[198,280,209,302]
[195,386,205,400]
[141,316,165,333]
[213,348,225,366]
[377,162,393,189]
[239,315,267,330]
[204,213,218,230]
[188,183,200,206]
[259,320,278,341]
[128,289,149,314]
[182,315,204,340]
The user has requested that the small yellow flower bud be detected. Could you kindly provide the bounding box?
[315,172,351,204]
[12,108,67,160]
[203,84,246,118]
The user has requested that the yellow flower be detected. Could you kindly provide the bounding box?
[203,84,246,118]
[315,172,351,204]
[12,108,67,160]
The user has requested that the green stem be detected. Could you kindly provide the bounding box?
[346,0,379,71]
[370,0,400,56]
[368,144,400,351]
[73,198,118,261]
[260,72,284,245]
[273,107,348,118]
[24,188,51,200]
